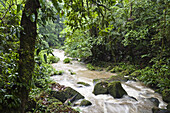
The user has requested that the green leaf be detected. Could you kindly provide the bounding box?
[30,13,36,22]
[51,0,61,12]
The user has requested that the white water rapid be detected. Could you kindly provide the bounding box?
[51,49,167,113]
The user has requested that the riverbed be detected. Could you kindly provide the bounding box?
[51,49,167,113]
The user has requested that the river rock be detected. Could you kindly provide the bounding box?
[93,81,109,95]
[80,99,92,106]
[51,87,84,103]
[108,81,127,98]
[162,89,170,103]
[152,107,170,113]
[148,97,160,107]
[77,82,90,86]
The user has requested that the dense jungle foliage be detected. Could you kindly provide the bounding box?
[0,0,169,113]
[63,0,170,92]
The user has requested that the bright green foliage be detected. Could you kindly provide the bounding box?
[48,55,60,64]
[86,64,95,71]
[63,28,92,58]
[53,70,64,75]
[110,66,123,73]
[63,0,170,93]
[63,58,71,63]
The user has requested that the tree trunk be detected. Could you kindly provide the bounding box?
[18,0,40,113]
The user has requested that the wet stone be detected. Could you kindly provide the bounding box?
[148,97,160,107]
[108,81,127,98]
[80,99,92,107]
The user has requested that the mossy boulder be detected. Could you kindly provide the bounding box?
[47,97,78,113]
[93,81,109,95]
[77,82,90,86]
[80,99,92,106]
[108,81,127,98]
[51,87,84,103]
[63,58,71,63]
[162,89,170,103]
[93,79,102,84]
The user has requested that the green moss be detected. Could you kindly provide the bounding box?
[80,99,92,106]
[68,69,76,75]
[77,82,90,86]
[63,58,71,63]
[51,87,84,103]
[93,81,108,95]
[108,81,127,98]
[53,70,64,75]
[107,74,128,82]
[93,79,101,84]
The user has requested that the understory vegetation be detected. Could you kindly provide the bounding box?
[63,0,169,94]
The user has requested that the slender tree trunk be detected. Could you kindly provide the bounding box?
[18,0,40,113]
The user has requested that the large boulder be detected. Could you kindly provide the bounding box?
[162,89,170,103]
[108,81,127,98]
[51,87,84,103]
[80,99,92,106]
[93,81,109,95]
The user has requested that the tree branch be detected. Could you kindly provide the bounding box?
[91,0,111,11]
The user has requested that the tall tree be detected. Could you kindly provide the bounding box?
[18,0,40,112]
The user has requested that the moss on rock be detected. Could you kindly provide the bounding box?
[63,58,71,63]
[80,99,92,106]
[51,87,84,103]
[77,82,90,86]
[93,81,109,95]
[107,75,128,82]
[108,81,127,98]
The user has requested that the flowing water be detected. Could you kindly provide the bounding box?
[51,49,167,113]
